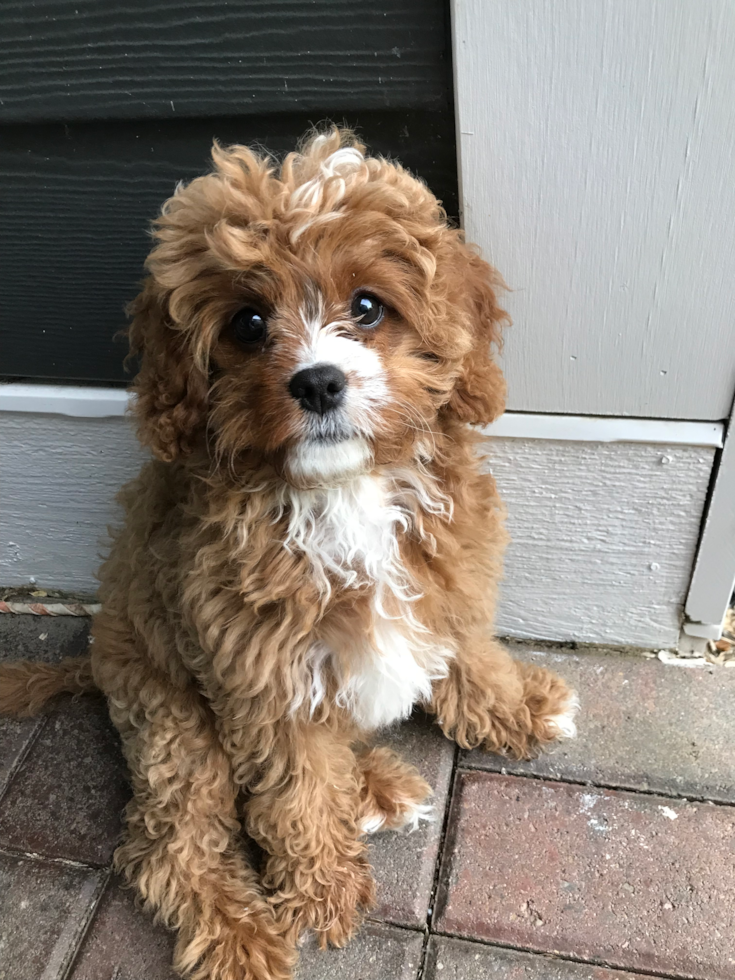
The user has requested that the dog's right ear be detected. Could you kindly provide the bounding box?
[126,279,209,462]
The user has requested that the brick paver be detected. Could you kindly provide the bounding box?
[68,877,178,980]
[2,618,735,980]
[0,697,129,865]
[436,771,735,979]
[368,711,455,927]
[425,936,667,979]
[0,616,90,665]
[465,646,735,803]
[0,715,42,798]
[295,923,423,980]
[0,618,91,806]
[68,884,426,980]
[0,851,105,980]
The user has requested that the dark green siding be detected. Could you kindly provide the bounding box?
[0,0,457,384]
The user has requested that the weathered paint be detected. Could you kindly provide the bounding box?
[452,0,735,420]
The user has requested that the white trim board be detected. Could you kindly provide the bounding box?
[684,398,735,638]
[0,384,128,417]
[485,414,723,448]
[0,384,725,448]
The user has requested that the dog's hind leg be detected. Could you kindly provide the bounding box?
[243,721,376,949]
[429,633,578,760]
[92,623,294,980]
[356,746,433,833]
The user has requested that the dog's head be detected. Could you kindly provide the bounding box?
[129,128,508,487]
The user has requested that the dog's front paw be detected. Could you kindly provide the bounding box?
[272,858,376,949]
[176,909,295,980]
[541,690,580,741]
[436,664,579,761]
[511,664,579,758]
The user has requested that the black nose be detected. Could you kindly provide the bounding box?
[289,364,347,415]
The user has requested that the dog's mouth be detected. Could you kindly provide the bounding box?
[301,412,355,445]
[311,432,352,447]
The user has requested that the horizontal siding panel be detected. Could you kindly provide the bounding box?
[0,413,712,648]
[0,0,450,123]
[0,111,458,383]
[488,436,714,648]
[0,414,148,595]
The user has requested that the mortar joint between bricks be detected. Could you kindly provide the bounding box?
[416,741,460,979]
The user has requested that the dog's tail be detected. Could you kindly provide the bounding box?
[0,655,96,718]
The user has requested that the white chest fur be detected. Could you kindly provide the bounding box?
[334,617,453,730]
[280,473,454,730]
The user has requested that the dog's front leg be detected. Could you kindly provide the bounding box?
[93,621,294,980]
[244,720,376,948]
[430,632,578,759]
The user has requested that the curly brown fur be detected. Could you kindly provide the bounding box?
[0,128,577,979]
[0,654,95,717]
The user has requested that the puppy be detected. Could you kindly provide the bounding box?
[0,129,577,980]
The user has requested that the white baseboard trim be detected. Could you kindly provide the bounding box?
[0,383,129,417]
[0,383,726,447]
[684,398,735,636]
[681,620,723,641]
[485,413,724,448]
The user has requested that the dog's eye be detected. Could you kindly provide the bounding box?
[231,307,267,346]
[351,292,384,329]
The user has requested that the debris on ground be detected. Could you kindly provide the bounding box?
[706,606,735,665]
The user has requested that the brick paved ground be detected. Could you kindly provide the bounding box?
[2,619,735,980]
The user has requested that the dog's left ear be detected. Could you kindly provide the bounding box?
[127,279,209,462]
[446,246,509,426]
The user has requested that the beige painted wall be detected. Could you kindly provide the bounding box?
[453,0,735,420]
